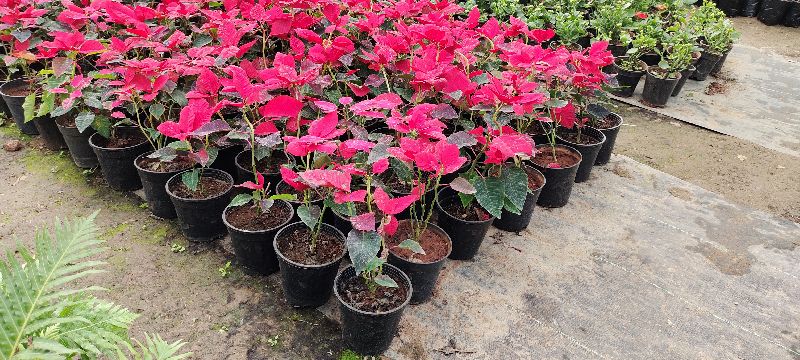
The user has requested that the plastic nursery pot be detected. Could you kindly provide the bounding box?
[608,43,629,57]
[556,127,605,183]
[234,149,291,192]
[717,0,744,16]
[166,168,233,241]
[387,220,452,304]
[273,221,346,307]
[435,189,493,261]
[211,143,243,183]
[0,80,10,119]
[641,68,681,108]
[222,200,294,275]
[32,116,67,150]
[56,118,98,168]
[530,144,582,208]
[493,166,546,233]
[134,151,195,219]
[593,112,624,165]
[334,264,412,356]
[640,53,660,67]
[710,49,731,76]
[609,59,646,98]
[671,65,697,97]
[0,79,39,135]
[690,52,723,81]
[89,128,153,191]
[758,0,793,25]
[743,0,761,16]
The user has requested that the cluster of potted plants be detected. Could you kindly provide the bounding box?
[473,0,739,107]
[0,0,619,355]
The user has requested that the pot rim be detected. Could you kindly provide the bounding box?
[88,128,149,151]
[435,188,495,225]
[593,112,624,131]
[0,78,36,99]
[531,144,583,170]
[556,126,607,147]
[234,148,292,177]
[134,150,195,174]
[222,199,295,235]
[272,221,347,268]
[334,263,413,316]
[521,164,547,193]
[387,219,453,264]
[613,58,647,74]
[165,168,234,202]
[646,66,682,80]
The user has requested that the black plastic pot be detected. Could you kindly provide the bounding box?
[717,0,744,16]
[594,113,624,165]
[710,49,731,76]
[641,53,660,67]
[223,200,294,275]
[531,144,582,208]
[610,60,646,97]
[166,168,233,242]
[743,0,761,16]
[274,222,346,307]
[556,127,605,183]
[641,69,681,108]
[690,52,723,81]
[334,264,411,356]
[89,129,152,191]
[234,149,290,191]
[0,80,10,119]
[388,221,451,304]
[56,121,98,168]
[758,0,792,25]
[435,189,494,261]
[608,43,629,57]
[671,65,696,97]
[211,143,243,183]
[0,79,38,135]
[32,116,67,150]
[785,2,800,27]
[135,151,194,219]
[492,166,545,233]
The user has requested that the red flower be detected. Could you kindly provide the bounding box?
[635,12,648,19]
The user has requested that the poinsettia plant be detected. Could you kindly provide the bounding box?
[229,171,296,212]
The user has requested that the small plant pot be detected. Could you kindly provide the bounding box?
[0,79,39,135]
[89,129,153,191]
[234,149,291,192]
[211,143,243,183]
[134,151,195,219]
[32,116,67,150]
[758,0,792,25]
[610,59,646,98]
[671,65,696,97]
[56,120,98,168]
[223,200,294,275]
[435,189,493,261]
[334,264,412,356]
[716,0,744,16]
[0,80,11,119]
[690,52,723,81]
[710,49,731,76]
[608,43,629,57]
[640,52,660,67]
[387,220,451,304]
[492,166,546,232]
[641,69,681,108]
[274,222,346,307]
[593,113,624,165]
[166,168,233,241]
[556,127,605,183]
[530,144,582,208]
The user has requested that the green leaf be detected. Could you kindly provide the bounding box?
[181,169,200,192]
[345,230,382,274]
[229,193,253,207]
[205,147,219,166]
[149,103,165,120]
[397,239,425,255]
[296,204,320,230]
[390,158,413,182]
[474,176,504,219]
[23,93,36,122]
[374,274,398,288]
[193,34,212,47]
[167,141,191,151]
[270,193,296,201]
[36,91,54,117]
[75,112,96,133]
[367,143,389,164]
[501,166,529,215]
[363,256,385,273]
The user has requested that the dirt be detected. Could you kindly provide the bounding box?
[2,80,35,96]
[592,113,622,130]
[337,273,409,313]
[732,18,800,59]
[236,150,288,175]
[610,101,800,223]
[170,176,230,199]
[56,115,77,128]
[439,195,491,222]
[136,155,195,173]
[705,80,731,95]
[387,220,451,263]
[525,165,545,190]
[557,129,602,145]
[4,139,22,151]
[225,201,292,231]
[275,226,345,265]
[531,145,581,168]
[95,131,147,149]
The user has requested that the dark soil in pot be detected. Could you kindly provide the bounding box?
[530,144,582,208]
[274,222,346,307]
[671,65,696,97]
[235,150,291,191]
[608,43,629,57]
[335,264,411,356]
[610,59,646,98]
[556,127,605,183]
[275,181,335,224]
[641,68,680,108]
[167,168,233,241]
[387,220,451,304]
[32,117,67,150]
[211,143,243,183]
[690,52,722,81]
[493,166,545,233]
[89,128,152,191]
[56,116,98,168]
[135,152,195,219]
[0,79,39,135]
[223,200,294,275]
[592,112,624,165]
[435,189,493,260]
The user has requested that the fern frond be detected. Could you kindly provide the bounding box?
[56,296,138,356]
[123,334,192,360]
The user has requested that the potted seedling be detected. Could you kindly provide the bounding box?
[706,20,739,77]
[591,2,638,57]
[610,33,655,97]
[531,106,583,208]
[553,10,590,49]
[585,104,624,166]
[641,30,695,107]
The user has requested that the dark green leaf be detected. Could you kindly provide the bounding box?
[390,158,413,182]
[345,230,382,274]
[229,193,253,207]
[367,143,389,164]
[22,93,36,122]
[474,176,504,218]
[501,166,528,215]
[181,170,200,192]
[148,103,165,120]
[296,204,320,230]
